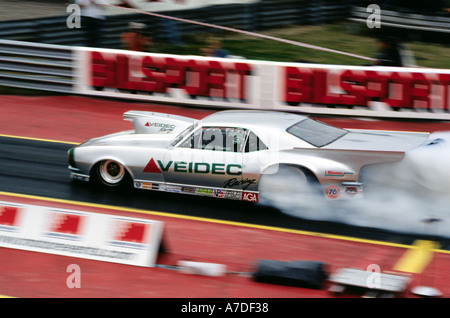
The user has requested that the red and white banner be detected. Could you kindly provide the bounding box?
[74,47,450,120]
[104,0,260,15]
[0,202,164,267]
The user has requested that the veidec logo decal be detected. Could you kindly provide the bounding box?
[144,158,242,176]
[143,158,162,173]
[242,192,258,202]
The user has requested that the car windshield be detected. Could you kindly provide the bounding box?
[171,122,198,146]
[287,119,348,147]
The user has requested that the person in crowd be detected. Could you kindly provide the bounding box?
[373,35,404,66]
[121,22,152,52]
[200,37,229,58]
[75,0,107,47]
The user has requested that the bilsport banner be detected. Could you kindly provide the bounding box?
[73,47,450,120]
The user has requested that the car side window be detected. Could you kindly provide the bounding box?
[179,127,247,152]
[245,131,268,152]
[202,128,225,151]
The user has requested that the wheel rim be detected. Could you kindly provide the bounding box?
[99,160,125,185]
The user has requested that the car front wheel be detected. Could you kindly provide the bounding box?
[93,159,130,188]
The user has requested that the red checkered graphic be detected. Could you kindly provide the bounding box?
[0,205,20,227]
[49,212,83,235]
[113,221,149,244]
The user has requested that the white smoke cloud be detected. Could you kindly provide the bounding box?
[258,132,450,238]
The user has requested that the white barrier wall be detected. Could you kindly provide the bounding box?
[0,202,164,267]
[74,47,450,120]
[104,0,260,15]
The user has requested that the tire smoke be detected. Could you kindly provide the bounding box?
[259,132,450,238]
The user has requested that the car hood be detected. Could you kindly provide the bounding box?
[79,130,175,148]
[324,129,430,152]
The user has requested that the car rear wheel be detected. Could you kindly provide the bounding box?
[93,160,130,188]
[258,165,321,206]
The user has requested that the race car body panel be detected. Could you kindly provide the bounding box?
[328,129,430,152]
[68,110,431,202]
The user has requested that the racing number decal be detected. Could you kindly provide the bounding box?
[325,185,340,199]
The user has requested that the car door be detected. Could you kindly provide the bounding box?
[162,126,246,190]
[240,130,270,192]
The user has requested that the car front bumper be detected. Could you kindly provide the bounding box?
[69,166,90,182]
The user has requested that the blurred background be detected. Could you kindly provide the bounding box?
[0,0,449,68]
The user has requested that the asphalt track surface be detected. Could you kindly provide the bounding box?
[2,95,450,299]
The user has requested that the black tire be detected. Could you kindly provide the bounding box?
[258,165,321,205]
[91,160,131,189]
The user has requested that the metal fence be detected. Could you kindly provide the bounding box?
[349,5,450,43]
[0,39,74,93]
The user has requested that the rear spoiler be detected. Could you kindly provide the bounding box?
[123,111,197,135]
[290,147,405,180]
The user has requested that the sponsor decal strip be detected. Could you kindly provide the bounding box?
[324,171,354,177]
[135,179,255,201]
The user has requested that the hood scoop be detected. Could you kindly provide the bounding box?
[124,111,197,135]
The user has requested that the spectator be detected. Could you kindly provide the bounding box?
[76,0,107,47]
[121,22,152,52]
[374,35,403,66]
[200,37,229,58]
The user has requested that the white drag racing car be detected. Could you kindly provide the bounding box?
[68,110,432,202]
